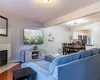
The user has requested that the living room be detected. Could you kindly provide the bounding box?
[0,0,100,80]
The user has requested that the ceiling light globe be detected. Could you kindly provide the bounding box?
[41,0,49,3]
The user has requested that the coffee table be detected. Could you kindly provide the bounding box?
[12,67,37,80]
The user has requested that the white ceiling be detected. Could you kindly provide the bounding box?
[60,12,100,28]
[0,0,100,23]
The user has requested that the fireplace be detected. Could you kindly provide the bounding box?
[0,50,7,67]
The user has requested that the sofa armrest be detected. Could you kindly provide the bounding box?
[53,61,83,80]
[22,62,51,75]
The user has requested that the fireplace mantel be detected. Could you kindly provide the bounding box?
[0,63,19,74]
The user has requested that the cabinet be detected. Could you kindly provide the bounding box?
[20,49,43,62]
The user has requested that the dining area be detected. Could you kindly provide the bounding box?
[62,40,85,55]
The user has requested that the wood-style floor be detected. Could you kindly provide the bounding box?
[0,64,21,80]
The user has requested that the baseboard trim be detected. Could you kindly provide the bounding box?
[11,60,21,63]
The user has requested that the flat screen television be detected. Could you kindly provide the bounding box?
[24,29,44,44]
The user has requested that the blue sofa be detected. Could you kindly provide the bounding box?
[21,48,100,80]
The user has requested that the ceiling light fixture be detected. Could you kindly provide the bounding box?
[74,21,78,25]
[41,0,49,3]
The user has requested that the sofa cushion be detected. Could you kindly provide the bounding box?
[97,48,100,54]
[90,48,100,55]
[45,55,56,63]
[77,50,91,59]
[34,60,51,71]
[49,53,80,73]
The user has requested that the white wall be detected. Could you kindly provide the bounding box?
[43,25,70,55]
[93,22,100,48]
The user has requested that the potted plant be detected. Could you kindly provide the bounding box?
[33,45,38,50]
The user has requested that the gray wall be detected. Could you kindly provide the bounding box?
[0,12,71,61]
[0,13,11,44]
[0,11,44,61]
[10,18,44,61]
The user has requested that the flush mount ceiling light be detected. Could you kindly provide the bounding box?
[41,0,49,3]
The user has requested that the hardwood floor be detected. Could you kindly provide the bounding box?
[0,71,7,80]
[0,64,21,80]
